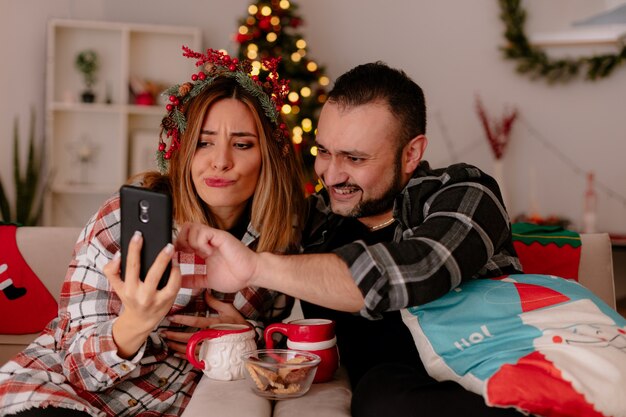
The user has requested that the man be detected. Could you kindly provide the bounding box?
[175,62,524,416]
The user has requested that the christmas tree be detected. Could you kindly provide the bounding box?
[234,0,330,192]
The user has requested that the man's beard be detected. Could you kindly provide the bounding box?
[330,152,404,219]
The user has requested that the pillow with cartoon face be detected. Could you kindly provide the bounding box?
[401,274,626,417]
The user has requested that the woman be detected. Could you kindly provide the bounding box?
[0,47,305,417]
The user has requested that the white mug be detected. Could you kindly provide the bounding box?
[186,323,257,381]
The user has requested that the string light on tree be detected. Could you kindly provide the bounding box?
[234,0,331,192]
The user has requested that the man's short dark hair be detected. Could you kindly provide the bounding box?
[327,62,426,146]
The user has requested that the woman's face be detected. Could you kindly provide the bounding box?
[191,98,262,229]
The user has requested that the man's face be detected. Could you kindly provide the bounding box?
[314,101,408,219]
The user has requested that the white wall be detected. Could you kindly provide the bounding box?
[1,0,625,233]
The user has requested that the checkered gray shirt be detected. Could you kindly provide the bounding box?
[304,161,523,319]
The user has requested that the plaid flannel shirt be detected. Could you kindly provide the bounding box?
[304,161,523,319]
[0,193,289,417]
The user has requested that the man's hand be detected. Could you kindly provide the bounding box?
[175,223,258,292]
[175,222,365,313]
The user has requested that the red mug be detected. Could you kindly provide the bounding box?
[186,324,256,381]
[264,318,339,383]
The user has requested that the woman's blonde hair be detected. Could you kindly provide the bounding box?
[139,77,305,253]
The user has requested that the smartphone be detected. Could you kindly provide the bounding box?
[120,185,172,290]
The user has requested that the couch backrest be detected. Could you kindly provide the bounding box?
[13,227,618,311]
[579,233,616,308]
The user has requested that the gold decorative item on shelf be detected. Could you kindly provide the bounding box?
[66,135,100,184]
[75,49,99,103]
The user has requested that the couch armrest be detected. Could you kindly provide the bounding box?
[579,233,616,309]
[15,227,82,303]
[1,227,82,365]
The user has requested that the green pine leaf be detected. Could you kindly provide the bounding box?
[156,150,168,174]
[163,84,181,96]
[172,108,187,133]
[499,0,625,83]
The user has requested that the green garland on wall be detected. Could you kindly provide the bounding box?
[499,0,626,82]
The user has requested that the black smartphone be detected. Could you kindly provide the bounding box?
[120,185,173,290]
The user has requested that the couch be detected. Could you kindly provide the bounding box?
[0,226,82,365]
[0,226,617,417]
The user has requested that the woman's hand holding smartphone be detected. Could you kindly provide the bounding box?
[120,185,173,290]
[101,185,182,358]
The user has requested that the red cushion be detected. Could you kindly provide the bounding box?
[511,223,582,281]
[0,225,58,334]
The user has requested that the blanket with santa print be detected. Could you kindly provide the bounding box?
[401,274,626,417]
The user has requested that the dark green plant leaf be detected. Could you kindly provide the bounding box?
[0,179,11,222]
[12,117,25,223]
[6,108,45,226]
[23,108,39,224]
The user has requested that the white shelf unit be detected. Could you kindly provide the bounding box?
[45,19,201,226]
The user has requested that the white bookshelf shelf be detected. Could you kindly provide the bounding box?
[44,19,201,226]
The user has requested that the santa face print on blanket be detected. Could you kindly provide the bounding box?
[402,274,626,417]
[486,284,626,417]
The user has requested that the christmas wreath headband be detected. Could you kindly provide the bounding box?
[157,46,290,173]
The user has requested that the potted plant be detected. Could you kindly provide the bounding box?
[0,108,47,226]
[75,49,99,103]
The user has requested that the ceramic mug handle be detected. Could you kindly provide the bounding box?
[186,328,248,369]
[264,323,290,349]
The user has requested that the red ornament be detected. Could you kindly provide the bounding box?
[166,104,173,112]
[169,95,177,102]
[191,74,198,81]
[304,181,316,196]
[158,142,166,151]
[135,92,155,106]
[198,72,206,80]
[259,17,272,31]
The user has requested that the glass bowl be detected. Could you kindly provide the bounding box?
[241,349,320,399]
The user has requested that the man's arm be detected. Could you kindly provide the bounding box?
[175,223,365,312]
[176,165,521,319]
[328,164,522,318]
[255,251,365,312]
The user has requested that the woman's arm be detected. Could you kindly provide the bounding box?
[58,194,179,392]
[104,232,180,358]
